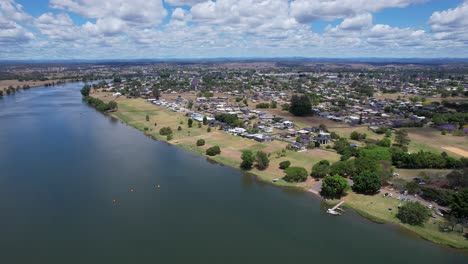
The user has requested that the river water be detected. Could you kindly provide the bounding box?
[0,82,466,263]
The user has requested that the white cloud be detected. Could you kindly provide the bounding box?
[427,1,468,43]
[50,0,167,27]
[291,0,430,23]
[0,1,33,43]
[428,1,468,32]
[338,13,373,31]
[165,0,206,6]
[0,0,32,23]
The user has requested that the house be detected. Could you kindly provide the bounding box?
[282,120,294,129]
[314,131,330,144]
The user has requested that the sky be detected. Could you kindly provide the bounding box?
[0,0,467,60]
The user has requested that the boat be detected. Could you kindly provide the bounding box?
[326,209,341,215]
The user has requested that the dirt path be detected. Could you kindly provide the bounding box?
[442,147,468,157]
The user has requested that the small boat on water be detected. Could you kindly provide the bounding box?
[326,208,341,215]
[326,201,345,216]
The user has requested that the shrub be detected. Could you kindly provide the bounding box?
[159,127,173,136]
[146,115,150,121]
[167,134,173,141]
[207,126,211,132]
[196,139,205,146]
[206,146,221,156]
[279,160,291,170]
[188,118,193,128]
[256,103,270,108]
[283,167,308,182]
[256,151,269,170]
[178,126,182,131]
[397,202,430,226]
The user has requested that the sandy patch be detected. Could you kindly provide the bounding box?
[442,147,468,158]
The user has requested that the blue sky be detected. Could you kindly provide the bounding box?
[1,0,467,59]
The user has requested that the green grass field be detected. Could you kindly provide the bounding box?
[344,192,468,249]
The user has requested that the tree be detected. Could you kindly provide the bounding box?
[152,86,160,100]
[397,202,430,226]
[206,146,221,156]
[279,160,291,170]
[270,100,277,108]
[283,167,308,182]
[159,127,173,136]
[203,116,208,125]
[395,129,411,146]
[450,189,468,220]
[289,94,312,116]
[188,118,193,128]
[178,126,182,131]
[352,171,381,194]
[146,115,150,122]
[198,122,202,128]
[446,169,468,189]
[330,160,355,177]
[108,100,117,111]
[240,150,255,170]
[80,85,91,97]
[321,175,350,199]
[196,139,205,146]
[256,151,269,170]
[311,160,330,178]
[207,126,211,132]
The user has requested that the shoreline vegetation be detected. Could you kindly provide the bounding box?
[87,91,467,250]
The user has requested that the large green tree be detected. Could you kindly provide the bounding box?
[352,170,381,194]
[395,129,411,146]
[311,160,330,179]
[240,150,255,170]
[450,189,468,220]
[289,94,312,116]
[396,202,430,226]
[321,174,349,199]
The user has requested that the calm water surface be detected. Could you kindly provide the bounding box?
[0,83,466,263]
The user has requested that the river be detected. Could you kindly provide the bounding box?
[0,82,466,263]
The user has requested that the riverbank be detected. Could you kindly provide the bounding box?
[91,91,468,250]
[0,79,67,92]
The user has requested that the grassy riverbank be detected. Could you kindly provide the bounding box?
[94,92,340,190]
[342,193,468,249]
[92,92,468,250]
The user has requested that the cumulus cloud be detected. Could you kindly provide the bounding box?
[0,0,33,43]
[0,0,467,59]
[337,13,373,31]
[0,0,32,22]
[428,1,468,32]
[49,0,167,27]
[165,0,206,6]
[427,1,468,43]
[291,0,430,23]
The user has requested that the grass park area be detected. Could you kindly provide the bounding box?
[341,192,468,249]
[93,92,341,189]
[405,127,468,157]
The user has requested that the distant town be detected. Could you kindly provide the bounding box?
[1,60,468,249]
